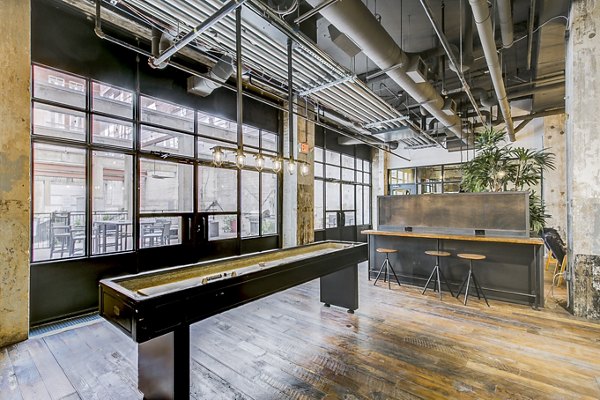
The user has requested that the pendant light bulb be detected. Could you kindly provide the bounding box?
[235,150,246,169]
[300,162,310,176]
[272,158,282,173]
[212,147,224,166]
[255,153,265,172]
[287,158,296,175]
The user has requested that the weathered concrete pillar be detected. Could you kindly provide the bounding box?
[565,1,600,319]
[371,148,387,229]
[296,109,315,245]
[0,0,31,346]
[543,114,567,240]
[282,104,298,248]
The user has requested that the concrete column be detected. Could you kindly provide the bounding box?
[543,114,567,239]
[296,108,315,245]
[566,1,600,319]
[371,148,387,229]
[0,0,31,346]
[282,103,298,248]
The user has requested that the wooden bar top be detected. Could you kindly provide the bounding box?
[361,230,544,245]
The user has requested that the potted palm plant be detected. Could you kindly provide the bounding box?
[461,128,556,233]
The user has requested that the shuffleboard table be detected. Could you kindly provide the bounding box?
[99,241,367,399]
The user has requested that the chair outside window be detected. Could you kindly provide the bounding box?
[141,221,171,248]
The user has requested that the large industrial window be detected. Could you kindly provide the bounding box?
[31,64,280,262]
[313,146,371,231]
[388,163,463,195]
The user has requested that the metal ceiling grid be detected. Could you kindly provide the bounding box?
[119,0,410,133]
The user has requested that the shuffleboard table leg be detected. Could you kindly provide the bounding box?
[320,263,359,311]
[138,325,190,400]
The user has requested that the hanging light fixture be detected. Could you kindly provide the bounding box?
[287,157,296,175]
[272,157,283,173]
[300,162,310,176]
[235,149,246,169]
[255,153,265,171]
[212,147,224,166]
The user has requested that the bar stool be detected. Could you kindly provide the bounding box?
[456,253,489,307]
[374,248,401,289]
[422,250,454,300]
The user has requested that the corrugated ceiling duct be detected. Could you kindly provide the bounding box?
[305,0,468,144]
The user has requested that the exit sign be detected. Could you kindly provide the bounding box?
[299,142,310,154]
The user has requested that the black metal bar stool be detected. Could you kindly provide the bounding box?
[374,248,401,289]
[456,253,489,306]
[422,250,454,300]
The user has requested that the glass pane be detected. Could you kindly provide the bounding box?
[262,130,278,153]
[140,217,181,248]
[326,165,340,180]
[32,143,86,262]
[363,172,371,184]
[325,182,340,210]
[314,147,324,162]
[207,214,238,241]
[363,160,371,173]
[314,162,323,178]
[391,168,415,184]
[33,103,86,141]
[140,96,194,132]
[33,66,86,108]
[344,211,355,227]
[244,126,260,148]
[443,165,463,181]
[197,110,237,142]
[92,82,133,118]
[140,159,193,213]
[342,168,354,182]
[261,173,278,235]
[356,186,363,225]
[443,182,461,193]
[198,167,237,212]
[418,166,442,182]
[356,171,363,183]
[241,170,260,237]
[326,211,338,228]
[342,184,355,210]
[420,183,442,194]
[92,115,133,148]
[141,125,194,157]
[364,186,371,224]
[197,136,231,163]
[325,150,340,165]
[92,151,133,255]
[314,180,324,230]
[341,154,354,169]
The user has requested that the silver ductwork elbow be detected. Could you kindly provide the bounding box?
[150,27,176,69]
[187,55,234,97]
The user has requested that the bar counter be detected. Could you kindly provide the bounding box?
[361,229,544,308]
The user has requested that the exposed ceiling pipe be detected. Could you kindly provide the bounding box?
[449,4,474,73]
[305,0,469,144]
[507,81,564,100]
[469,0,515,141]
[449,87,497,107]
[496,0,514,48]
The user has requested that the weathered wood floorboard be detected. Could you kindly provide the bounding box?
[2,263,600,399]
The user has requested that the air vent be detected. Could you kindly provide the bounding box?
[442,98,457,115]
[406,57,428,83]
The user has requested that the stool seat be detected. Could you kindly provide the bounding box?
[425,250,451,257]
[376,248,398,254]
[457,253,486,261]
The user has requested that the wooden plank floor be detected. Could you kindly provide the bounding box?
[2,262,600,399]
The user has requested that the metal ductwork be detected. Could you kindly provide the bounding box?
[305,0,468,144]
[450,87,497,108]
[150,27,175,69]
[497,0,514,48]
[187,55,234,97]
[265,0,298,15]
[469,0,515,141]
[448,5,474,73]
